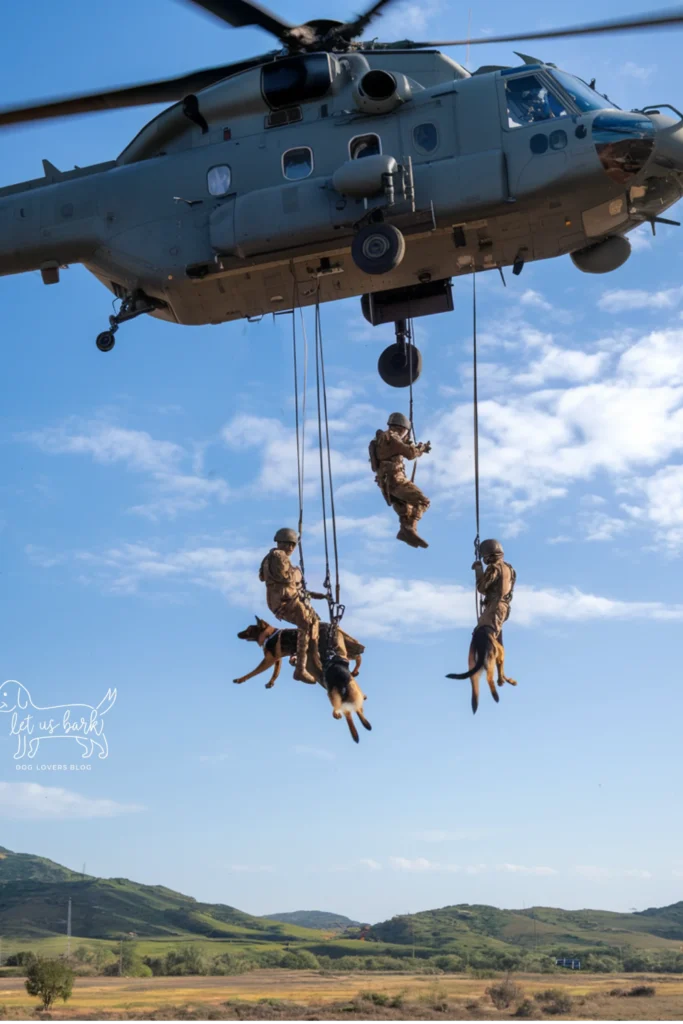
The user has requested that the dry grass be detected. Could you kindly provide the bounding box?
[0,970,682,1019]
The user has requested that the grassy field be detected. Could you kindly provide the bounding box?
[1,970,683,1019]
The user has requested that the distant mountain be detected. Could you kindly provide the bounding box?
[368,903,683,952]
[2,845,683,962]
[263,911,361,930]
[0,845,84,884]
[0,846,320,942]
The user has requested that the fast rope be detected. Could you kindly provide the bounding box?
[472,269,482,618]
[407,317,417,483]
[314,295,344,627]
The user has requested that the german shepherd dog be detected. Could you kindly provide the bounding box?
[447,626,517,714]
[234,617,371,743]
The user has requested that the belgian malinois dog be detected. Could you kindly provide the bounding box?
[447,626,517,714]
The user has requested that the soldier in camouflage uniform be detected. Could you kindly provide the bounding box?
[369,412,431,549]
[472,539,516,637]
[259,528,325,684]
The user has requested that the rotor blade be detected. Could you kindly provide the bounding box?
[339,0,397,40]
[0,56,268,129]
[414,7,683,48]
[185,0,293,40]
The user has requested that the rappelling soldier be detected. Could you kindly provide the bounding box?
[369,412,431,549]
[259,528,326,684]
[472,539,516,637]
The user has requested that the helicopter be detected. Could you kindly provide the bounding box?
[1,1,683,386]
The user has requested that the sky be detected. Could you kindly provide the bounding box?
[2,0,683,927]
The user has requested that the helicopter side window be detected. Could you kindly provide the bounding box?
[413,122,438,153]
[207,165,232,196]
[283,147,313,181]
[350,134,381,159]
[505,74,568,128]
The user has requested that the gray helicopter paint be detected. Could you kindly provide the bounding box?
[0,51,682,327]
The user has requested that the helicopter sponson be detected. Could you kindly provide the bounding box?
[0,49,682,336]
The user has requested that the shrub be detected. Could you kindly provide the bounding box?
[487,979,524,1009]
[627,985,656,997]
[360,991,390,1006]
[25,958,74,1010]
[535,988,572,1015]
[513,998,537,1018]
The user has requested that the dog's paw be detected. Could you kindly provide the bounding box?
[265,682,275,689]
[333,710,342,720]
[351,668,360,677]
[232,679,243,684]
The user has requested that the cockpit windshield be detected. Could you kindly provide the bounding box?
[549,69,617,112]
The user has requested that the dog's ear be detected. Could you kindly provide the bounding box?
[255,615,260,624]
[17,684,29,710]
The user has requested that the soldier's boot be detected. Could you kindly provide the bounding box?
[397,516,428,549]
[293,626,318,684]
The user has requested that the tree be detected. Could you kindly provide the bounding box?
[25,958,74,1010]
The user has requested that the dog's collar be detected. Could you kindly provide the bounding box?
[258,627,279,648]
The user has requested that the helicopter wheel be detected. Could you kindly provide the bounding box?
[378,342,422,388]
[352,224,405,276]
[96,331,116,353]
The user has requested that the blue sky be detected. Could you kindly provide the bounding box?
[2,0,683,926]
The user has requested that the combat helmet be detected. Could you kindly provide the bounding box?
[479,538,504,559]
[387,411,411,430]
[274,527,298,545]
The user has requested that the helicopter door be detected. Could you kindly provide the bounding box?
[499,71,571,198]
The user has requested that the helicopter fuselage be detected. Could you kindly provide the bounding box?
[0,50,681,328]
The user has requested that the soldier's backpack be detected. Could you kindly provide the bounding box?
[368,430,383,473]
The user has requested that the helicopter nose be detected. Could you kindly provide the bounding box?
[592,111,656,185]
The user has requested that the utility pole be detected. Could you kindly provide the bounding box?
[66,898,72,959]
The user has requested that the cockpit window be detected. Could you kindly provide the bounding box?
[549,69,612,112]
[505,74,568,128]
[350,133,381,159]
[283,147,313,180]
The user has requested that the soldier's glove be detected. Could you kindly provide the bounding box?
[420,441,432,454]
[471,560,483,571]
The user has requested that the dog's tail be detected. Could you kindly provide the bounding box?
[446,628,493,680]
[344,712,360,744]
[96,688,117,716]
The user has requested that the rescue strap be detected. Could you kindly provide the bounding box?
[314,296,344,626]
[472,269,482,619]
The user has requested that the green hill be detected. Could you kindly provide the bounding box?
[2,845,683,970]
[263,911,361,930]
[368,903,683,954]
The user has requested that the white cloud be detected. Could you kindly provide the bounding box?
[519,289,552,312]
[309,515,393,541]
[0,783,143,819]
[582,511,629,542]
[628,224,652,253]
[390,857,460,872]
[359,858,382,871]
[575,865,653,880]
[497,864,558,877]
[620,61,656,81]
[624,464,683,551]
[599,287,683,312]
[22,419,229,520]
[514,347,608,387]
[618,329,683,386]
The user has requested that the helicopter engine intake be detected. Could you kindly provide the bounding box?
[353,70,411,115]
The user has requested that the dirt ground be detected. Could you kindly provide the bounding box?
[1,969,682,1020]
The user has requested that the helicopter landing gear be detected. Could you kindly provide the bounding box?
[352,223,405,276]
[95,289,164,352]
[96,331,116,352]
[378,319,422,388]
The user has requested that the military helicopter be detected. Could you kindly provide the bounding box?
[1,2,683,385]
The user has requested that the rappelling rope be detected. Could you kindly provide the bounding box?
[408,318,417,483]
[314,294,344,626]
[472,268,482,618]
[290,277,309,586]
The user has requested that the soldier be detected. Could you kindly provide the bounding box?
[472,539,516,637]
[369,412,431,548]
[259,528,325,684]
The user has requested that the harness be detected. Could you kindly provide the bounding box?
[259,626,280,649]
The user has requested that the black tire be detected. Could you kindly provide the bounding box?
[96,331,116,353]
[352,224,405,275]
[378,342,422,388]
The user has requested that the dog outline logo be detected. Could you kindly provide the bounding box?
[0,680,116,760]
